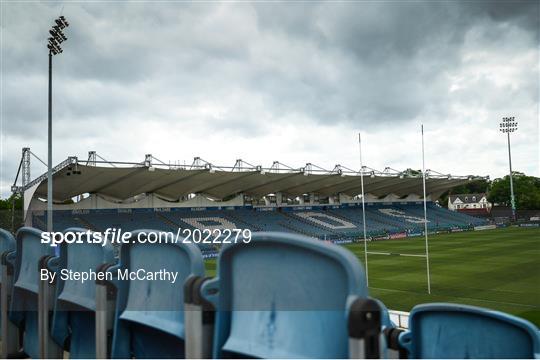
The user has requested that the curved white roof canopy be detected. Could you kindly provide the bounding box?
[25,159,484,203]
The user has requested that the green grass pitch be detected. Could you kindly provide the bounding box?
[204,226,540,326]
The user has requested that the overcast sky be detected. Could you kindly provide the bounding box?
[1,1,538,198]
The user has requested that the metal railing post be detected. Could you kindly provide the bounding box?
[95,263,117,359]
[184,276,214,358]
[38,255,62,358]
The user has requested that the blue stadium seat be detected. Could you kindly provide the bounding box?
[9,227,57,358]
[109,230,205,358]
[0,228,16,267]
[200,232,392,358]
[0,228,18,357]
[399,303,540,358]
[0,229,16,297]
[50,228,115,358]
[38,203,488,251]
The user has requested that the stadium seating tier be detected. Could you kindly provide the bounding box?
[34,203,487,255]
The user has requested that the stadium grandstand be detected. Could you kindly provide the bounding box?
[14,152,488,254]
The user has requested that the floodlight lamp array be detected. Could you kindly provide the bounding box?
[499,117,518,133]
[47,16,69,55]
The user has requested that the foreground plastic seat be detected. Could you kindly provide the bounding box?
[8,227,58,358]
[49,228,115,358]
[399,303,540,358]
[200,232,389,359]
[109,230,204,358]
[0,228,15,264]
[0,228,18,357]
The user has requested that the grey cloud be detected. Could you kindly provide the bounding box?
[465,0,540,33]
[1,1,538,196]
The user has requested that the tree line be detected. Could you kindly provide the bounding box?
[439,172,540,210]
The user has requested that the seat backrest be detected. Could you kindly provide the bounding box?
[0,228,16,280]
[54,227,115,310]
[10,227,56,358]
[399,303,540,358]
[51,228,115,358]
[0,228,16,337]
[13,226,55,296]
[111,230,205,358]
[202,232,368,359]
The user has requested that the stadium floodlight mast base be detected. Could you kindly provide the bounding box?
[46,16,69,232]
[358,133,369,286]
[499,117,518,222]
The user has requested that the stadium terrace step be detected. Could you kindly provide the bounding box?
[156,211,182,229]
[225,211,263,231]
[32,214,47,231]
[75,216,101,232]
[327,208,362,224]
[282,210,340,236]
[278,220,313,237]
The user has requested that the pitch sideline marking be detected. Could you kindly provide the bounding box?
[369,286,539,309]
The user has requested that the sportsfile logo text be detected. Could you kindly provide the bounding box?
[41,228,252,247]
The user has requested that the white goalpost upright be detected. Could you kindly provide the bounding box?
[358,133,369,286]
[356,129,431,294]
[421,124,432,294]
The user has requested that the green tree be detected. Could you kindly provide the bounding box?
[0,193,22,210]
[0,193,24,231]
[488,172,540,210]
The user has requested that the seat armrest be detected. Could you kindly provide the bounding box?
[1,250,16,274]
[347,297,382,359]
[46,256,61,272]
[384,327,408,358]
[200,277,220,309]
[398,330,412,355]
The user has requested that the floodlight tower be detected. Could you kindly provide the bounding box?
[46,16,69,232]
[499,117,518,221]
